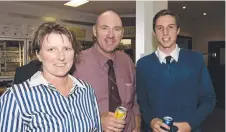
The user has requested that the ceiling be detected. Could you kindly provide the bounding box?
[21,1,225,19]
[168,1,225,20]
[22,1,136,15]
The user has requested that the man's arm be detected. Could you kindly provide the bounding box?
[132,95,141,131]
[136,60,153,127]
[132,115,141,132]
[185,54,216,130]
[130,58,141,131]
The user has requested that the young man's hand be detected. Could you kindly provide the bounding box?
[150,118,170,132]
[173,122,191,132]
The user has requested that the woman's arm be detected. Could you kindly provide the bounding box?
[0,89,23,131]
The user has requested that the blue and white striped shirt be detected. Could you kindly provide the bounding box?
[0,71,102,132]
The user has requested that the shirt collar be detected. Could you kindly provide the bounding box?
[155,44,180,64]
[29,71,86,92]
[29,71,48,87]
[91,43,116,68]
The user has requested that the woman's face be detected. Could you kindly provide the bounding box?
[37,33,74,78]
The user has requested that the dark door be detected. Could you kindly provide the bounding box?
[208,41,225,108]
[177,35,192,50]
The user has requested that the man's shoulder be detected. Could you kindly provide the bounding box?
[180,49,203,59]
[137,53,156,65]
[180,49,205,67]
[116,50,132,60]
[76,48,95,65]
[74,77,95,92]
[16,60,40,72]
[181,48,201,55]
[80,47,94,57]
[16,62,32,71]
[76,78,91,87]
[115,50,135,66]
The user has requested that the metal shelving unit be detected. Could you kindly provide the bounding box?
[0,38,27,81]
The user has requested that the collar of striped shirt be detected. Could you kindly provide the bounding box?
[29,71,87,94]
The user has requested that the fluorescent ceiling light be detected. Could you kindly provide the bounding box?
[203,13,207,15]
[42,17,56,22]
[64,0,89,7]
[182,6,186,9]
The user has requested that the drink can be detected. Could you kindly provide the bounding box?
[162,116,173,128]
[114,106,127,120]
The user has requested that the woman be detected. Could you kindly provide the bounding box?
[0,22,102,131]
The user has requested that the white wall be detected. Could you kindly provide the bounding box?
[178,16,225,65]
[136,1,168,62]
[0,2,97,41]
[193,16,225,53]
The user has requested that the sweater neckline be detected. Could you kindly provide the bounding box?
[152,48,185,64]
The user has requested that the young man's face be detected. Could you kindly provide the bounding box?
[93,12,124,54]
[153,15,180,51]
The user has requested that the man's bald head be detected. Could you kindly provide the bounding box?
[95,10,123,27]
[92,10,124,57]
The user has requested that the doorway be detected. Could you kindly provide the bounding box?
[177,35,192,50]
[121,38,135,62]
[208,41,225,109]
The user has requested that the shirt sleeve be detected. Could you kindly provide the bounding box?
[90,88,102,132]
[0,89,23,131]
[186,54,216,130]
[132,64,141,116]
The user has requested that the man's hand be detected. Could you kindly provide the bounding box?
[132,127,140,132]
[150,118,170,132]
[132,115,141,132]
[173,122,191,132]
[101,112,126,132]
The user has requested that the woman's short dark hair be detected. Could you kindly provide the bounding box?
[29,22,81,72]
[153,9,180,32]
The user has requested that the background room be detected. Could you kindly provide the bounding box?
[0,1,224,131]
[0,1,136,92]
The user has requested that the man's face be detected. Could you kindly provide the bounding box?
[153,15,180,50]
[93,12,124,54]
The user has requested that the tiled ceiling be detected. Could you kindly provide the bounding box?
[18,1,225,19]
[22,1,136,15]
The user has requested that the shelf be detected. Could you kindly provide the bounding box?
[0,38,28,78]
[0,76,14,81]
[0,51,20,53]
[0,61,21,63]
